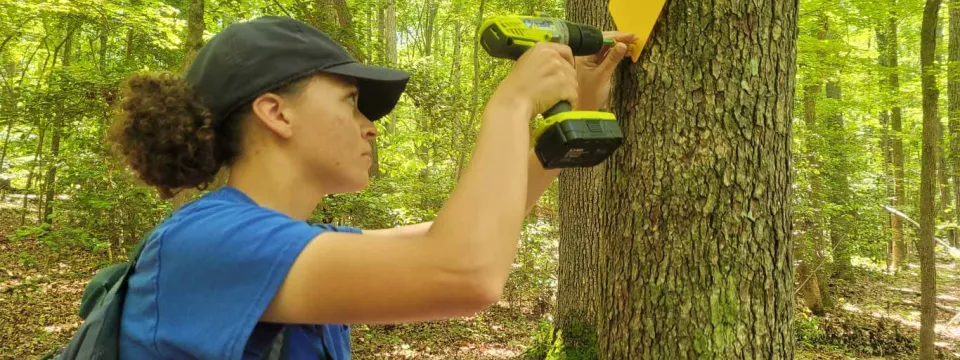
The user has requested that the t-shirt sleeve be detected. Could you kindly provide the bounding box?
[150,203,348,359]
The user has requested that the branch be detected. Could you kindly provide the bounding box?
[270,0,294,18]
[882,205,960,255]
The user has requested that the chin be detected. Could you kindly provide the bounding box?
[332,175,370,194]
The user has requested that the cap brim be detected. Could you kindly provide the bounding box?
[324,62,410,121]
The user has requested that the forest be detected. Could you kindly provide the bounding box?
[2,0,960,358]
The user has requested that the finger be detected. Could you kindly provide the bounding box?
[597,42,629,75]
[564,62,578,83]
[602,31,638,44]
[552,43,576,66]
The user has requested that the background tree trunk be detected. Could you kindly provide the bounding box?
[799,83,825,314]
[555,1,615,354]
[949,0,960,247]
[171,0,212,209]
[887,7,907,270]
[560,0,797,358]
[41,25,73,224]
[919,0,942,358]
[183,0,204,68]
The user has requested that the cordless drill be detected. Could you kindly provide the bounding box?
[479,15,624,169]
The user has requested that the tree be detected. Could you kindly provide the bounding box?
[558,0,797,358]
[918,0,941,357]
[950,0,960,248]
[885,2,908,270]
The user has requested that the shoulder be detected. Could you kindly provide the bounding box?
[122,187,359,359]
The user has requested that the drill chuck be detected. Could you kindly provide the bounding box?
[479,16,606,59]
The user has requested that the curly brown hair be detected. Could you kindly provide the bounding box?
[108,71,312,199]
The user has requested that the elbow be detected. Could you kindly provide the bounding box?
[444,267,504,314]
[465,275,504,311]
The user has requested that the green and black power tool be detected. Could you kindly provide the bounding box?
[479,15,624,169]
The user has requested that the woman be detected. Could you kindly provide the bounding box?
[111,16,634,359]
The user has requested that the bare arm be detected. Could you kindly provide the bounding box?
[261,43,579,326]
[366,150,561,238]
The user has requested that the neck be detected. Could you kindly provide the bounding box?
[225,150,325,221]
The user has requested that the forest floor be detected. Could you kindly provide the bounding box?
[796,255,960,359]
[3,198,960,359]
[0,205,545,360]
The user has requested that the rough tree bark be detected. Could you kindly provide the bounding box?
[559,0,797,358]
[555,3,613,354]
[919,0,941,358]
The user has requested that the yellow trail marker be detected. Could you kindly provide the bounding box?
[609,0,668,62]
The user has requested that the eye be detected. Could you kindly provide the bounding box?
[346,91,359,106]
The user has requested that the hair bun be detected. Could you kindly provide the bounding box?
[109,72,221,199]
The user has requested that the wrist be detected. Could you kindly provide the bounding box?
[491,85,535,119]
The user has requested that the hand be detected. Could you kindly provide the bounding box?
[575,31,638,111]
[494,42,579,117]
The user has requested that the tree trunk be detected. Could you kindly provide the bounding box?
[562,0,797,358]
[888,8,907,270]
[824,78,851,277]
[183,0,204,68]
[42,25,75,224]
[454,0,486,181]
[379,0,398,134]
[799,84,825,314]
[171,0,213,209]
[939,120,952,221]
[21,123,45,226]
[815,16,853,279]
[919,0,942,358]
[877,25,898,269]
[556,2,616,353]
[950,0,960,248]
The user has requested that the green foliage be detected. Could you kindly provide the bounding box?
[521,319,598,360]
[796,311,827,346]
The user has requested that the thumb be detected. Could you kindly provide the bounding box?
[597,42,629,76]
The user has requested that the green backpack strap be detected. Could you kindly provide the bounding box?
[51,237,149,360]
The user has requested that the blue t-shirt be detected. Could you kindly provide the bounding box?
[119,186,360,359]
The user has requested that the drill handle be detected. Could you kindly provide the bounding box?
[543,101,571,119]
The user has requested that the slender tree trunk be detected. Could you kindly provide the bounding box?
[919,0,942,358]
[815,17,853,279]
[949,0,960,247]
[380,0,398,134]
[21,124,45,226]
[42,25,75,224]
[799,84,826,314]
[877,26,897,269]
[562,0,797,358]
[171,0,212,209]
[99,16,108,72]
[183,0,204,68]
[888,8,907,270]
[939,120,952,221]
[824,78,852,278]
[454,0,486,181]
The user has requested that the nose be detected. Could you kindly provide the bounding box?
[358,114,379,141]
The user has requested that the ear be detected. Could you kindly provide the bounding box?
[250,92,295,139]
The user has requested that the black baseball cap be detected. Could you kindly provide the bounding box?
[184,16,410,123]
